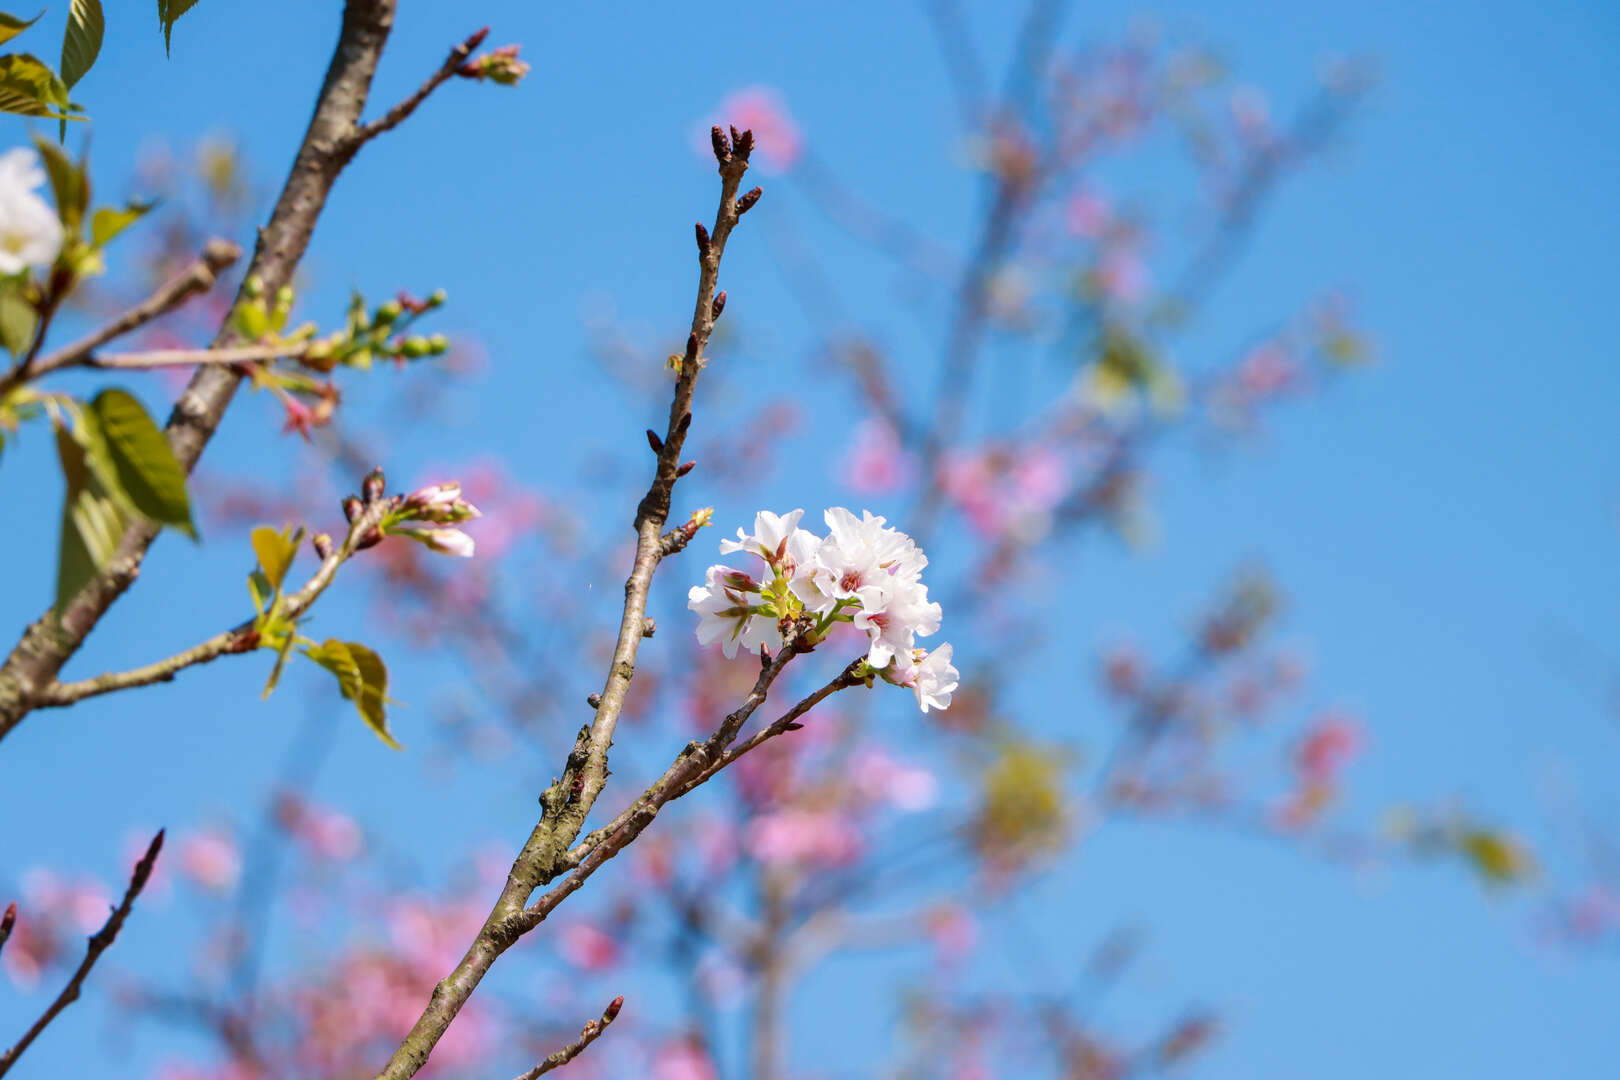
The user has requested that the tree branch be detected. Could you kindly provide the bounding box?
[0,903,14,961]
[85,341,310,370]
[0,830,164,1078]
[0,0,477,745]
[0,239,241,396]
[346,27,490,150]
[370,130,755,1080]
[513,996,623,1080]
[31,497,394,708]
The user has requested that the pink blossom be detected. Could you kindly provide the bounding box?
[701,86,803,172]
[558,921,622,972]
[1295,713,1362,784]
[852,748,939,811]
[178,830,242,894]
[654,1038,719,1080]
[746,809,863,868]
[1096,246,1147,305]
[941,444,1069,538]
[1066,190,1110,238]
[842,418,915,495]
[1235,343,1300,398]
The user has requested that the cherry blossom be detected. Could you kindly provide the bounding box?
[0,147,65,274]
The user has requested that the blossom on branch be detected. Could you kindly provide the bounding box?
[0,147,64,273]
[689,507,953,710]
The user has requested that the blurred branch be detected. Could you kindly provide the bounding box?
[0,830,164,1079]
[922,0,990,130]
[514,996,623,1079]
[0,239,240,395]
[0,903,14,960]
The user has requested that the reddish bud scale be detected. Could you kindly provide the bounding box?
[646,428,664,454]
[711,290,727,319]
[604,995,625,1021]
[710,125,730,163]
[342,495,363,523]
[733,128,755,162]
[362,467,386,504]
[464,26,491,52]
[695,221,711,256]
[735,186,763,215]
[676,460,696,478]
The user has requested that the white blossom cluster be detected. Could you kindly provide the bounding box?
[687,508,959,712]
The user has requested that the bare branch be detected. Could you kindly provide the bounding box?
[346,26,491,150]
[0,239,240,396]
[514,996,623,1079]
[85,341,310,370]
[0,830,164,1078]
[371,133,756,1080]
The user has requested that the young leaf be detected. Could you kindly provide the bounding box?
[90,388,195,537]
[0,283,36,357]
[0,11,42,48]
[303,639,402,750]
[60,0,102,89]
[260,623,296,699]
[249,525,296,592]
[32,133,86,233]
[90,200,154,248]
[0,54,77,120]
[158,0,203,55]
[54,417,128,614]
[246,566,271,615]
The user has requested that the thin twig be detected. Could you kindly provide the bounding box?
[0,830,164,1078]
[345,27,490,150]
[87,341,309,370]
[33,497,392,708]
[513,996,623,1079]
[0,239,240,396]
[0,903,14,960]
[371,130,756,1080]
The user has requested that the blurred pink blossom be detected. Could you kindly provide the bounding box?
[654,1038,719,1080]
[699,86,803,173]
[1295,713,1363,785]
[851,748,938,811]
[178,830,242,894]
[558,921,622,972]
[842,418,916,495]
[746,809,862,868]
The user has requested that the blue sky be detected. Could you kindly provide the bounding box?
[1,1,1617,1077]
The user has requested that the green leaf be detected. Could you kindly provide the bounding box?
[59,0,101,89]
[250,525,296,592]
[89,388,195,537]
[0,11,41,47]
[304,639,402,749]
[260,623,296,698]
[158,0,202,55]
[54,416,128,614]
[90,200,154,248]
[0,283,35,356]
[32,133,85,233]
[246,566,271,615]
[0,53,76,120]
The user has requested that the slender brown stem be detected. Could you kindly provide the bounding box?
[0,831,164,1078]
[513,997,623,1079]
[370,133,755,1080]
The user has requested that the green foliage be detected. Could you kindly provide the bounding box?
[0,52,77,121]
[90,388,194,537]
[53,413,126,613]
[249,524,296,592]
[0,281,36,356]
[50,392,193,613]
[303,638,401,749]
[0,11,41,47]
[89,199,153,249]
[59,0,101,89]
[157,0,201,55]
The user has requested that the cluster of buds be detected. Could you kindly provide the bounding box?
[299,289,449,372]
[339,467,481,558]
[687,508,959,712]
[458,44,529,86]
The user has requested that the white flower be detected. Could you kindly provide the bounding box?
[688,563,781,659]
[853,577,942,668]
[405,481,481,522]
[0,148,63,275]
[719,508,805,568]
[393,523,476,557]
[798,507,927,614]
[884,643,959,713]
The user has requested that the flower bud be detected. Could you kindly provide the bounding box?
[311,532,334,560]
[604,996,624,1021]
[735,186,763,216]
[341,495,363,523]
[399,335,432,359]
[243,274,265,298]
[375,300,403,324]
[361,467,386,504]
[426,333,449,355]
[427,288,448,307]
